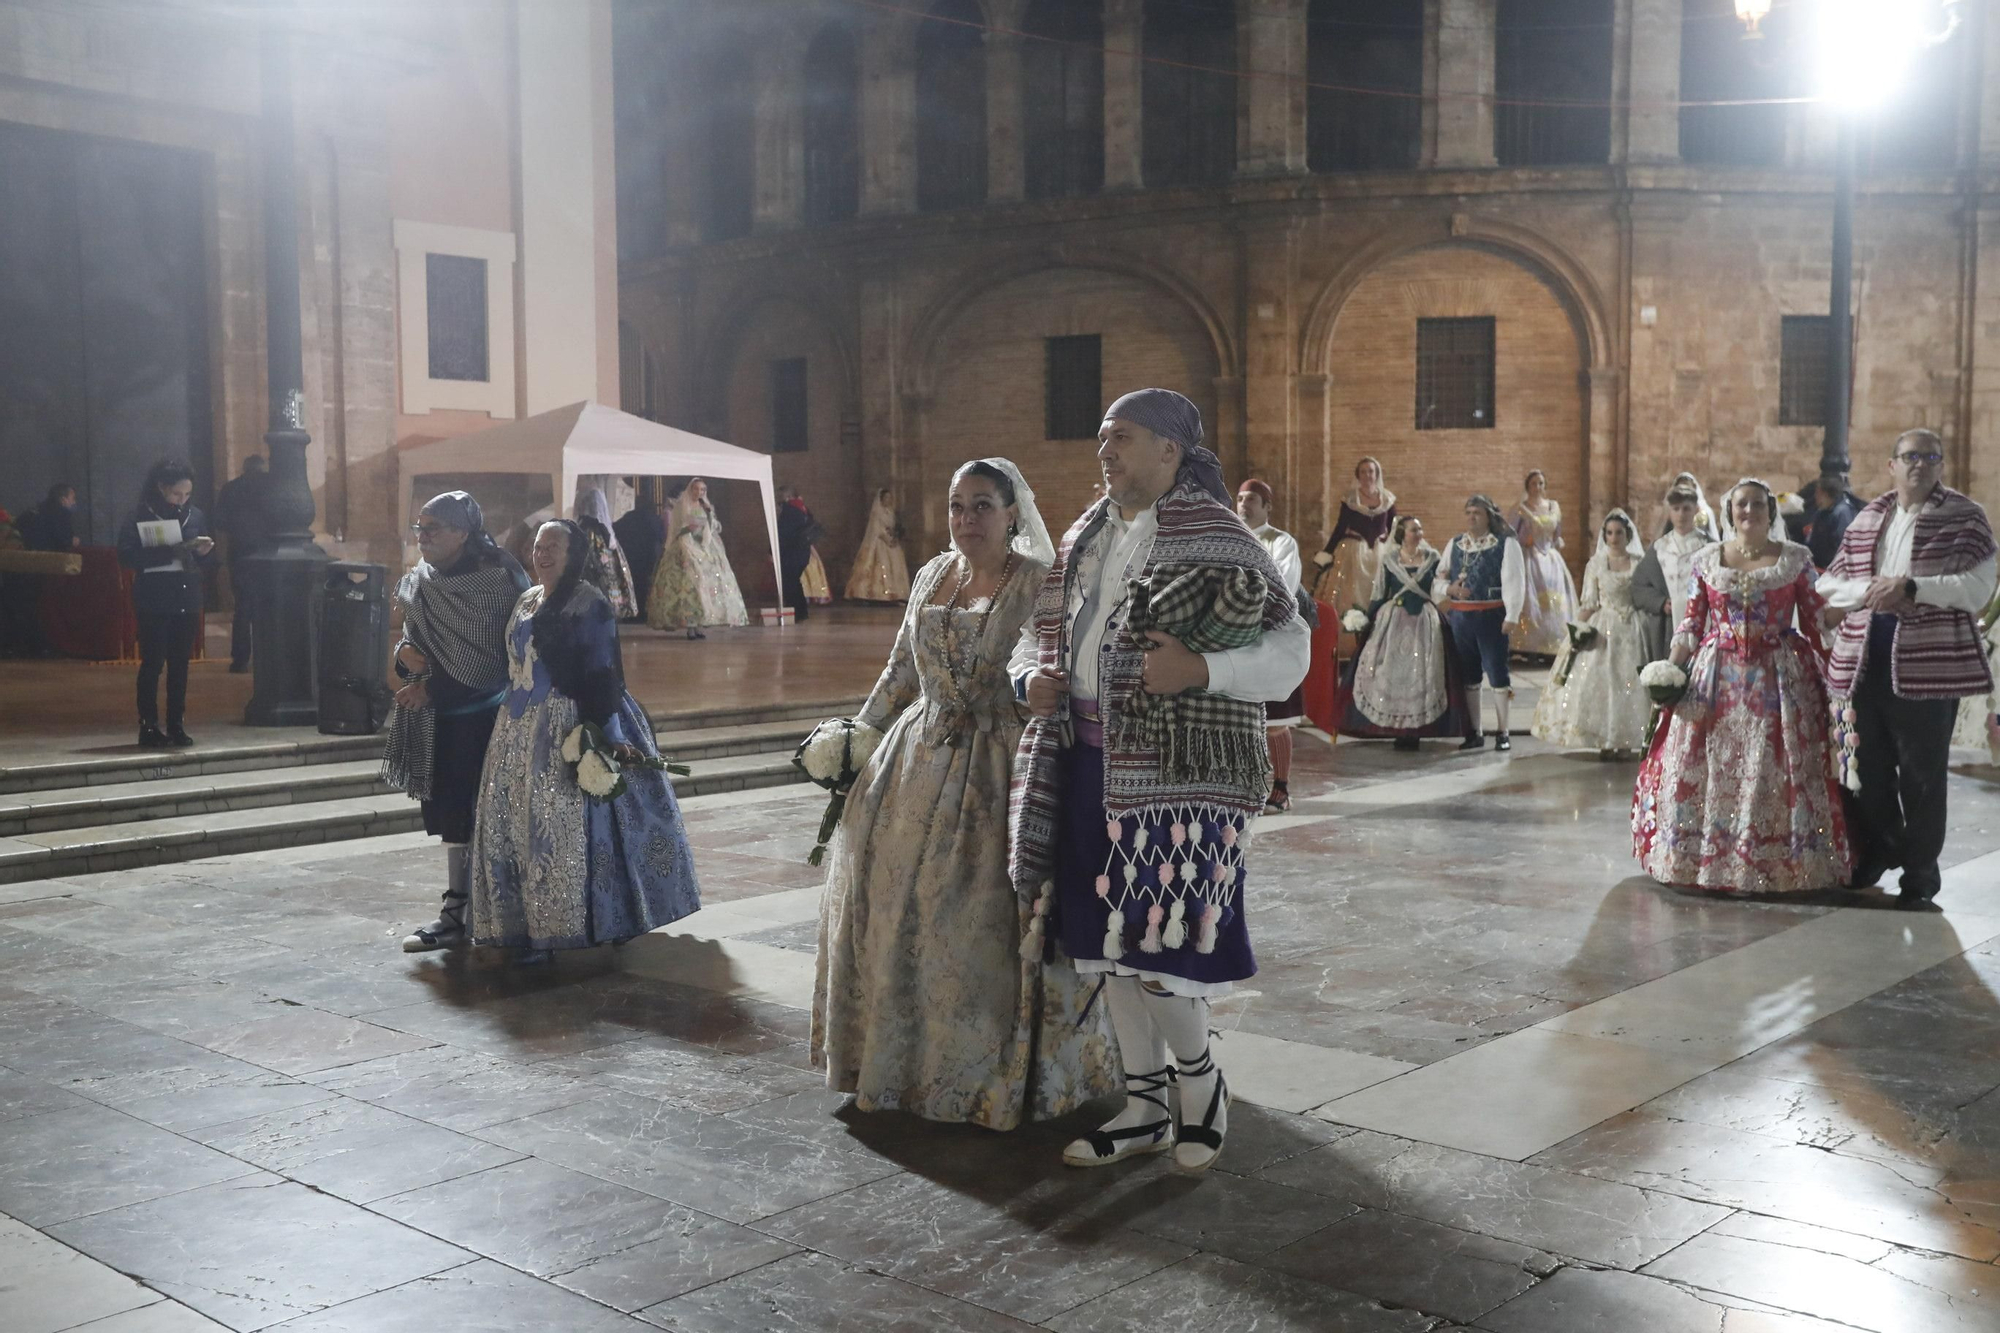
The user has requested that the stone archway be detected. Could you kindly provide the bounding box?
[1312,241,1595,586]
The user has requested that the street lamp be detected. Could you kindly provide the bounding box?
[1732,0,1772,39]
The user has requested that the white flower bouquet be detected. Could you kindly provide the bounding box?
[1566,621,1600,653]
[1341,607,1370,635]
[1638,660,1689,747]
[561,721,689,802]
[793,717,884,865]
[1312,550,1333,569]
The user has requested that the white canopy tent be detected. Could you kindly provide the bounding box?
[396,400,783,604]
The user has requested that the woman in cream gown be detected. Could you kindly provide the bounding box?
[646,479,750,636]
[1532,509,1652,755]
[1952,586,2000,764]
[1511,470,1580,657]
[813,459,1116,1129]
[845,488,912,602]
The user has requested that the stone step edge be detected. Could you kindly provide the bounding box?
[0,758,812,884]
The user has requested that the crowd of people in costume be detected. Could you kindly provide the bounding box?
[378,394,1998,1183]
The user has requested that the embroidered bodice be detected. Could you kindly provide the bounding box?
[1674,543,1825,661]
[862,554,1042,745]
[1514,501,1562,549]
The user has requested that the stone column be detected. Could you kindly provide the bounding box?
[860,15,916,215]
[986,28,1026,203]
[1434,0,1495,169]
[1103,0,1144,190]
[1585,365,1623,529]
[1294,372,1331,539]
[1240,219,1301,533]
[1622,0,1680,163]
[1238,0,1306,177]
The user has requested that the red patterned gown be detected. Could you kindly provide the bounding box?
[1632,543,1853,893]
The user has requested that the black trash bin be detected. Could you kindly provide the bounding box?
[318,562,391,735]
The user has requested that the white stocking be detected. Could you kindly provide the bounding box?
[1139,986,1225,1151]
[1494,689,1512,737]
[1467,684,1484,736]
[1096,976,1168,1134]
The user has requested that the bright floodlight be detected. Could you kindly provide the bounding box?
[1815,0,1931,107]
[1733,0,1773,36]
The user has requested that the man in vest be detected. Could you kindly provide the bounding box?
[1819,429,1997,909]
[1437,495,1526,750]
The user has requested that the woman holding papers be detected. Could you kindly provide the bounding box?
[117,459,217,748]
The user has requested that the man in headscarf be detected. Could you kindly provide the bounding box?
[1436,494,1525,750]
[385,491,529,951]
[1008,388,1309,1175]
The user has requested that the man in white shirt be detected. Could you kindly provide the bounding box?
[1818,429,1999,907]
[1008,388,1307,1175]
[1630,487,1710,662]
[1236,478,1307,811]
[1434,495,1526,750]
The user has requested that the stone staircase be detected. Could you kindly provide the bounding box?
[0,698,855,885]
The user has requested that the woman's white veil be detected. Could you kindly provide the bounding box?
[1590,507,1645,570]
[967,457,1056,567]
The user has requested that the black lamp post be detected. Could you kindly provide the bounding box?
[242,25,329,727]
[1823,110,1855,482]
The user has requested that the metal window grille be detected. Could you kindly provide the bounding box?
[425,254,488,383]
[1306,0,1423,172]
[1045,335,1103,441]
[771,358,809,453]
[1415,317,1495,431]
[1779,315,1830,427]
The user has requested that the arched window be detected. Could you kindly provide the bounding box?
[803,26,860,224]
[1306,0,1422,171]
[916,0,988,212]
[1143,0,1236,188]
[1022,0,1103,199]
[700,47,755,241]
[1494,0,1612,166]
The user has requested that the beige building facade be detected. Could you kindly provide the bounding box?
[615,0,2000,580]
[0,0,619,568]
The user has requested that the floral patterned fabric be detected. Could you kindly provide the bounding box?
[1533,559,1651,751]
[813,552,1118,1129]
[1512,501,1579,656]
[646,503,749,630]
[1632,543,1853,893]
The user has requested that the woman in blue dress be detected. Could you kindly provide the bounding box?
[471,519,701,959]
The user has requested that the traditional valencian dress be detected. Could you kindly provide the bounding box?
[1511,497,1579,656]
[1633,542,1852,893]
[1313,485,1396,657]
[1952,585,2000,763]
[1341,546,1473,740]
[846,492,912,602]
[472,580,702,948]
[575,488,639,620]
[800,548,832,604]
[647,487,750,630]
[1532,523,1652,753]
[814,527,1117,1129]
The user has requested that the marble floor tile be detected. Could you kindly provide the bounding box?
[1211,1028,1414,1114]
[754,1170,1195,1322]
[539,1037,823,1115]
[46,1175,471,1332]
[1534,1109,2000,1261]
[1632,1066,1963,1171]
[258,1259,642,1332]
[1479,1265,1855,1333]
[61,1301,234,1331]
[615,931,818,1009]
[302,1047,597,1132]
[474,1088,902,1223]
[1042,1251,1436,1333]
[0,1064,94,1123]
[635,1251,1044,1332]
[548,1219,801,1312]
[190,1096,524,1205]
[1210,1101,1357,1178]
[0,1211,166,1333]
[1258,1208,1552,1324]
[1108,1169,1354,1262]
[1258,1130,1729,1269]
[1640,1226,2000,1333]
[1316,1028,1714,1160]
[0,1102,259,1228]
[143,1004,440,1079]
[64,1060,338,1135]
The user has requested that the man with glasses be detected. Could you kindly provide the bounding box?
[1819,429,1997,909]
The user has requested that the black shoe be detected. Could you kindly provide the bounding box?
[1849,860,1892,890]
[1458,734,1485,751]
[165,728,195,748]
[1392,737,1420,751]
[1496,734,1511,752]
[138,724,170,749]
[1895,890,1940,912]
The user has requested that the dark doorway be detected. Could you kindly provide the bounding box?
[0,122,215,544]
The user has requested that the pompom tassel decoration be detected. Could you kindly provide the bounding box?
[1195,902,1220,954]
[1020,883,1053,962]
[1103,909,1126,962]
[1162,899,1187,950]
[1140,904,1165,953]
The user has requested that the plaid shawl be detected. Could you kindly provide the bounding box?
[1825,485,1996,700]
[381,555,524,801]
[1009,478,1297,897]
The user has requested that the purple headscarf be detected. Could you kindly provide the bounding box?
[1103,387,1229,504]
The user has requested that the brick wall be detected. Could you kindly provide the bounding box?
[914,264,1222,557]
[1324,243,1589,583]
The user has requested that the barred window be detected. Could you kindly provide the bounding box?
[1779,315,1830,427]
[425,254,488,382]
[1045,335,1103,440]
[771,358,808,453]
[1415,317,1495,430]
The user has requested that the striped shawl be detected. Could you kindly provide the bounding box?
[1008,479,1297,897]
[1825,485,1995,700]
